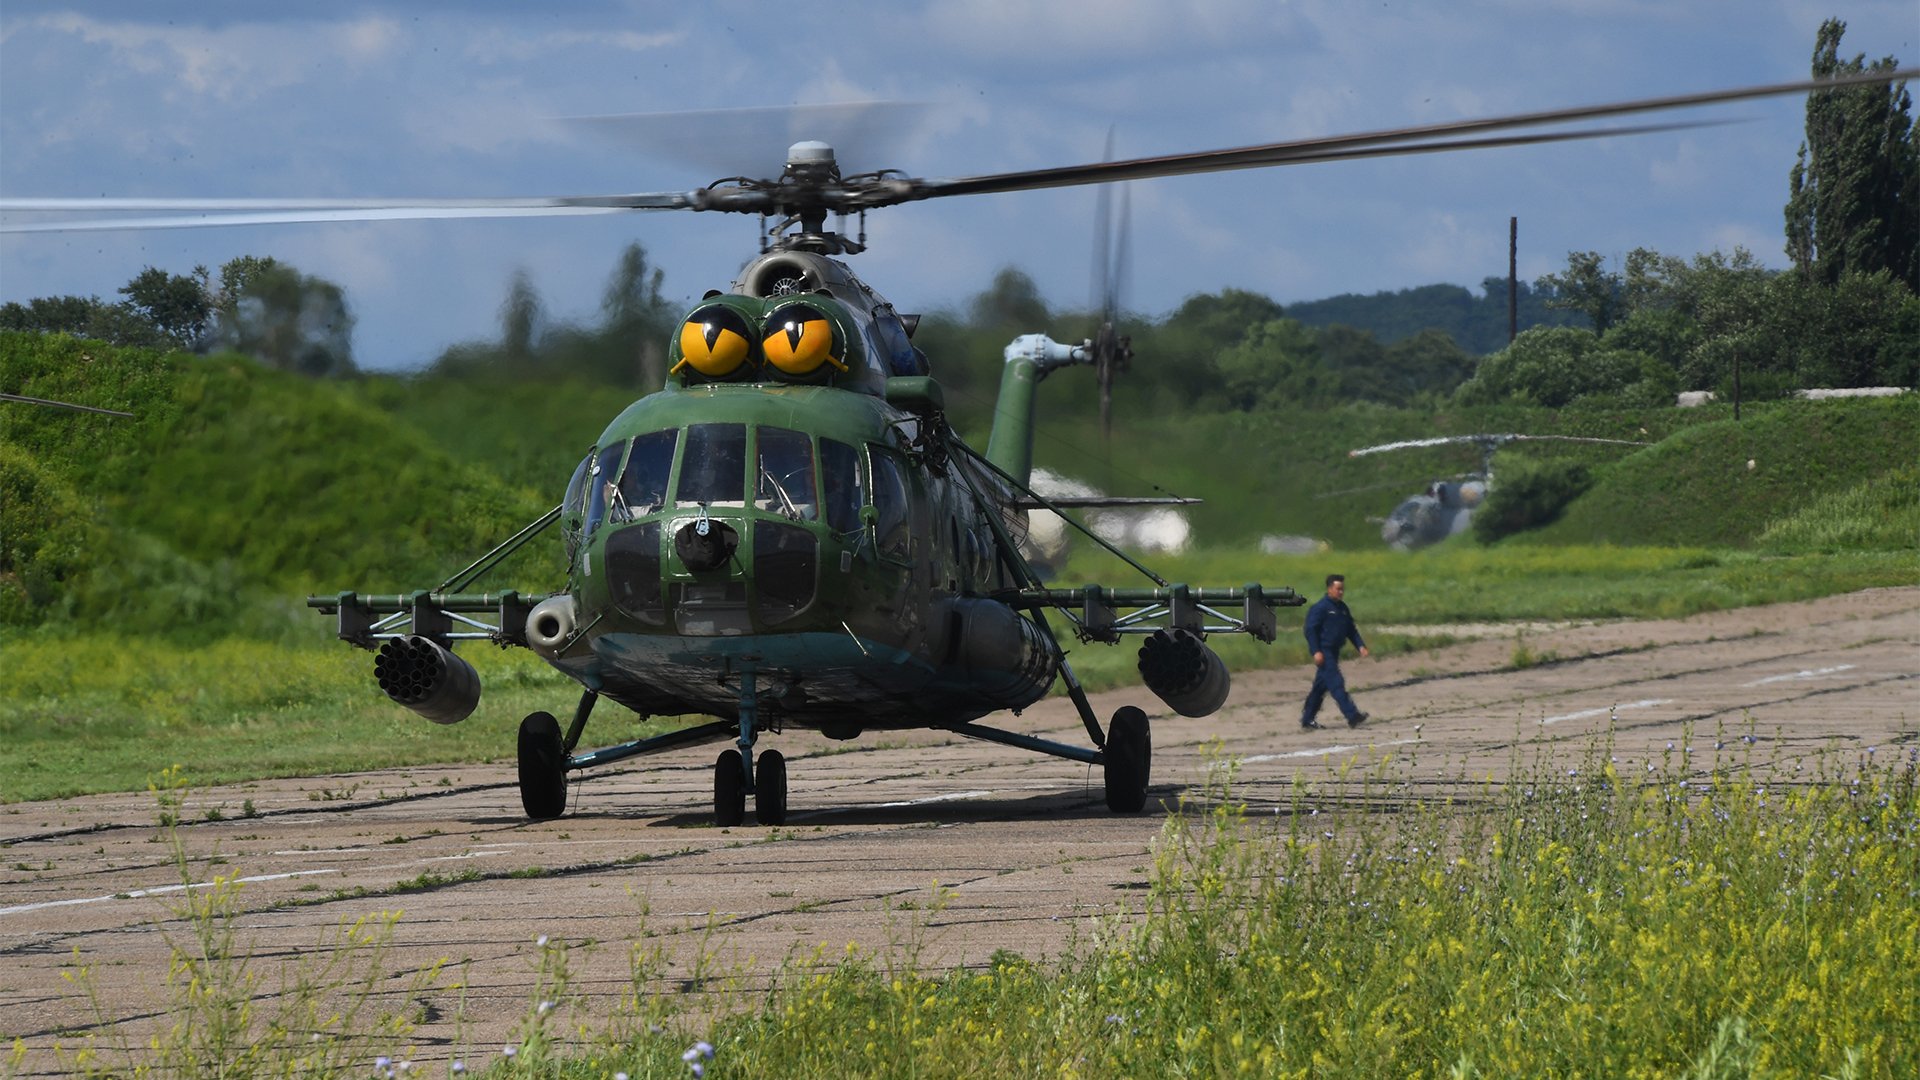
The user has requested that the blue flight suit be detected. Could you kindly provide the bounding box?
[1301,594,1367,726]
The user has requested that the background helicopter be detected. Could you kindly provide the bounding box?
[1348,433,1649,550]
[3,69,1907,826]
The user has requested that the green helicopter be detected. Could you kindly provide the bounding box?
[310,218,1297,825]
[9,70,1905,824]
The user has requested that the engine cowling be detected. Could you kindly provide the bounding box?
[373,635,482,725]
[939,598,1060,710]
[525,595,576,658]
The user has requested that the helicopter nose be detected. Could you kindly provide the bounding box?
[674,518,739,572]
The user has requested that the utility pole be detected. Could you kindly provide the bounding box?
[1508,217,1518,344]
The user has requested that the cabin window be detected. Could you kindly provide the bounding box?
[677,423,747,506]
[869,446,910,558]
[583,443,627,535]
[755,426,817,521]
[617,429,678,518]
[820,438,864,534]
[755,521,817,625]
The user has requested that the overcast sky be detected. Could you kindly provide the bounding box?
[2,2,1914,371]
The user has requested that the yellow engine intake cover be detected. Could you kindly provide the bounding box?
[677,305,755,377]
[763,303,845,376]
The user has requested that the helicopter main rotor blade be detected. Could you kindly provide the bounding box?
[0,122,1701,231]
[1349,433,1650,457]
[907,69,1916,203]
[0,194,693,233]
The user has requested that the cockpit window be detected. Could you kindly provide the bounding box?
[869,446,910,557]
[563,453,593,517]
[583,443,626,535]
[677,423,747,506]
[617,429,678,517]
[820,438,863,534]
[755,426,817,520]
[873,309,927,376]
[562,451,594,556]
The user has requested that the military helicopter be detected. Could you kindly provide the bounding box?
[4,70,1904,825]
[1349,433,1648,550]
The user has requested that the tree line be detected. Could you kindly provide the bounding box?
[6,20,1911,412]
[1,256,356,377]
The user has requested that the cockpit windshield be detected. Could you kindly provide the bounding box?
[617,429,678,518]
[677,423,748,506]
[755,426,817,521]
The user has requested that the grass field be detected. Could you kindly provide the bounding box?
[4,543,1913,803]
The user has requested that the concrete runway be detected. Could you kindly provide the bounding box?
[3,586,1914,1071]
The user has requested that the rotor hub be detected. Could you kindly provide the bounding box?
[784,141,840,180]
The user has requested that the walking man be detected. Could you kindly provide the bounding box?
[1301,573,1370,730]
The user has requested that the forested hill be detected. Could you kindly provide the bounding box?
[1283,279,1583,354]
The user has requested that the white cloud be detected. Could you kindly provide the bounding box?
[458,27,682,65]
[920,0,1284,61]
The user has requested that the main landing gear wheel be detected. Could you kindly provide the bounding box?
[755,749,788,826]
[518,711,568,820]
[714,749,746,827]
[1103,706,1152,813]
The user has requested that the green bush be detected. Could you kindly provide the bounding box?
[1456,327,1665,408]
[1473,457,1593,543]
[0,444,97,624]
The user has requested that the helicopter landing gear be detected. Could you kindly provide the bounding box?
[714,749,746,826]
[755,749,788,825]
[518,711,568,820]
[1103,706,1152,813]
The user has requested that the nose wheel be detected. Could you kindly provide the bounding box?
[713,747,789,826]
[1102,706,1151,813]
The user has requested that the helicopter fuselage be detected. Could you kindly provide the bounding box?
[533,381,1055,736]
[519,249,1058,738]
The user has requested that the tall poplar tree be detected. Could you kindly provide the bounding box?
[1784,19,1918,291]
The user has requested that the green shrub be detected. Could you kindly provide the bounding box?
[1456,327,1664,408]
[0,444,98,624]
[1473,458,1593,543]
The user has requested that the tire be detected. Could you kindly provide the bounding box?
[517,712,568,820]
[714,749,746,827]
[755,749,788,826]
[1103,706,1152,813]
